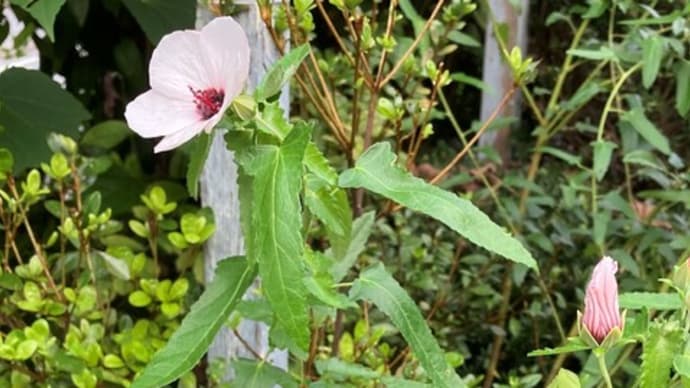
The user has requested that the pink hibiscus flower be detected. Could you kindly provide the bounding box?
[582,256,622,343]
[125,17,250,153]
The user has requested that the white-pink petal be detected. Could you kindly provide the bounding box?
[154,121,209,153]
[199,17,250,103]
[149,30,213,99]
[124,90,199,138]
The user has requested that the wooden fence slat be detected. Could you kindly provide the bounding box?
[198,1,289,379]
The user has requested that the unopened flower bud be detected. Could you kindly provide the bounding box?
[581,256,622,344]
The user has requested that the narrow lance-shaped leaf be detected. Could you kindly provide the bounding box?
[339,143,537,270]
[349,263,465,388]
[591,140,617,181]
[131,257,256,388]
[621,108,671,155]
[642,36,663,89]
[185,132,213,198]
[330,211,375,282]
[239,123,312,353]
[675,60,690,117]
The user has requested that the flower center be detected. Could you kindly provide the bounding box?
[189,87,224,119]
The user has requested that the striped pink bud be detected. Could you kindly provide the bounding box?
[582,256,621,343]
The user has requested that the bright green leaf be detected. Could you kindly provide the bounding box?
[547,368,581,388]
[619,292,682,310]
[339,143,537,270]
[186,132,212,199]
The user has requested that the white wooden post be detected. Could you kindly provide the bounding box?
[479,0,529,164]
[198,0,289,378]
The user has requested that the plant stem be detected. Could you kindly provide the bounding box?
[596,351,613,388]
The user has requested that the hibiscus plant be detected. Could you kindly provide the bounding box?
[124,16,538,388]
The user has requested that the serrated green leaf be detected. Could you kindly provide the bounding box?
[131,257,256,388]
[231,358,298,388]
[642,36,664,89]
[304,142,338,185]
[339,143,536,270]
[621,108,670,155]
[640,320,683,388]
[305,174,352,237]
[619,292,682,310]
[255,44,310,101]
[349,263,465,388]
[548,369,580,388]
[238,124,312,353]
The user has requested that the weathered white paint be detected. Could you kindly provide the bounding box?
[479,0,529,163]
[198,0,289,379]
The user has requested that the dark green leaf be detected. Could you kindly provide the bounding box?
[230,358,298,388]
[10,0,66,41]
[591,140,617,181]
[339,143,537,270]
[621,108,670,155]
[121,0,196,44]
[81,120,131,149]
[642,36,664,88]
[255,44,310,101]
[185,132,212,199]
[349,263,465,387]
[0,68,90,171]
[131,257,256,388]
[675,60,690,117]
[239,124,312,353]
